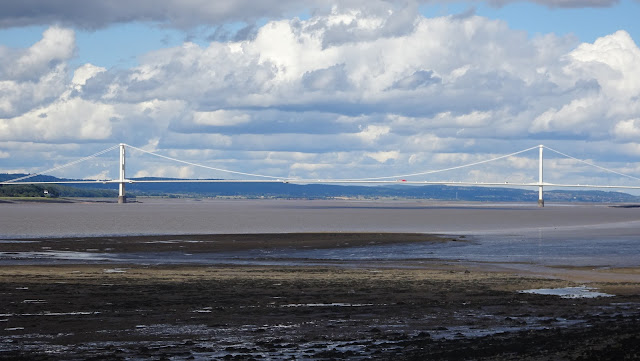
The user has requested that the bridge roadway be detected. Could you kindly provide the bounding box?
[3,143,640,206]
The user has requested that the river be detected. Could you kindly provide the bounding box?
[2,198,640,268]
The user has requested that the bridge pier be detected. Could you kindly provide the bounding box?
[118,185,126,204]
[538,144,544,207]
[118,143,126,204]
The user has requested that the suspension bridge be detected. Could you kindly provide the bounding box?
[2,144,640,206]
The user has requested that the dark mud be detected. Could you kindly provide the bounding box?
[1,234,639,360]
[0,232,456,253]
[1,265,639,360]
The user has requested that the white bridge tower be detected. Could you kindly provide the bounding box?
[118,143,127,204]
[538,144,544,207]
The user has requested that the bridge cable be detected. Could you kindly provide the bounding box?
[124,144,540,182]
[543,146,640,183]
[124,144,285,180]
[4,145,120,183]
[331,145,541,181]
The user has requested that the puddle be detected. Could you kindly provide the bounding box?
[520,285,614,298]
[143,240,206,244]
[281,303,375,308]
[0,240,39,243]
[4,327,25,331]
[0,311,100,317]
[0,251,111,262]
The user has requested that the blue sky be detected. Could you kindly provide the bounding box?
[1,0,640,189]
[471,0,639,42]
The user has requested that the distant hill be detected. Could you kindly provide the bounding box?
[2,173,639,203]
[0,174,117,198]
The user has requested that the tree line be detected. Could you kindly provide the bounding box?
[0,184,117,198]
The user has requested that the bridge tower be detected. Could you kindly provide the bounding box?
[538,144,544,207]
[118,143,127,203]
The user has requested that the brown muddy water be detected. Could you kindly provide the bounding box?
[2,199,640,268]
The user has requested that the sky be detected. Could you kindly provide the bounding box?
[1,0,640,190]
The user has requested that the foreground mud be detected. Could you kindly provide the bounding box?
[0,265,638,360]
[1,233,639,360]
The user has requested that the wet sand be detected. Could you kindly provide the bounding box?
[1,233,639,360]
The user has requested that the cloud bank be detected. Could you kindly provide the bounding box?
[1,6,640,186]
[0,0,629,30]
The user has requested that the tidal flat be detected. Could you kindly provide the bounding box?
[1,200,639,359]
[1,260,639,360]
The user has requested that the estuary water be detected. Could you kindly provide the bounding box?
[1,198,640,268]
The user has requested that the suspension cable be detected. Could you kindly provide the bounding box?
[333,145,540,181]
[5,143,638,185]
[124,144,285,180]
[124,144,541,182]
[543,145,640,183]
[4,145,120,183]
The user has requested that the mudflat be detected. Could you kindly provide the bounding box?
[1,233,639,360]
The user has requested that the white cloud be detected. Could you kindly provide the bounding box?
[529,97,604,134]
[566,30,640,96]
[290,162,333,171]
[0,97,115,142]
[524,31,640,138]
[365,150,400,163]
[85,170,110,180]
[6,27,75,80]
[192,110,251,126]
[134,165,194,179]
[2,9,640,185]
[356,124,390,143]
[72,64,106,89]
[0,66,68,119]
[612,118,640,140]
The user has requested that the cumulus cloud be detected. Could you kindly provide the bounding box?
[0,27,75,80]
[72,64,106,90]
[0,27,74,118]
[612,118,640,140]
[0,27,119,144]
[0,97,116,142]
[567,30,640,96]
[2,7,640,185]
[526,30,640,139]
[100,11,572,118]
